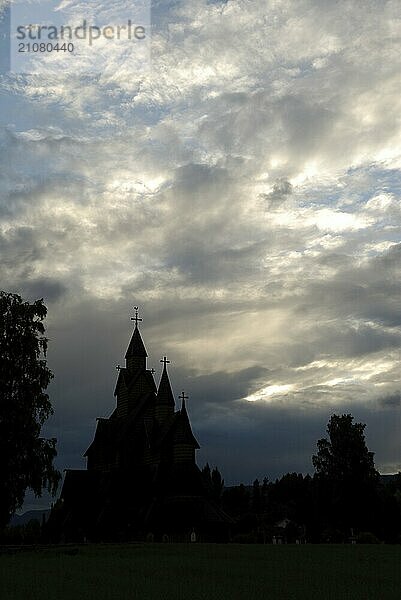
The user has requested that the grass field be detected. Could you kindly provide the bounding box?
[1,543,400,600]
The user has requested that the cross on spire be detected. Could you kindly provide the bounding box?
[160,356,170,369]
[116,364,122,371]
[179,391,188,410]
[150,368,155,375]
[131,306,142,328]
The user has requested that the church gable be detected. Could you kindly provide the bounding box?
[84,418,120,472]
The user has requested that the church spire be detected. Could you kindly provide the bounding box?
[155,356,175,423]
[125,306,147,372]
[179,390,188,412]
[172,390,200,463]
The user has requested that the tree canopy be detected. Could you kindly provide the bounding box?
[312,413,378,484]
[202,463,224,504]
[312,413,379,532]
[0,292,60,528]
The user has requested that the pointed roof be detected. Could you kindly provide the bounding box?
[173,404,200,448]
[84,418,118,457]
[125,325,148,358]
[114,367,128,396]
[156,365,175,407]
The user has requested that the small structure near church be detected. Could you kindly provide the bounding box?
[48,308,232,542]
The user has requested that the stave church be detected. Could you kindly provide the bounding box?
[49,309,232,542]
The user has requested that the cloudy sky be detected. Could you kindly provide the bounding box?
[1,0,401,509]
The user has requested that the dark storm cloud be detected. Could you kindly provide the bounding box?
[173,162,227,189]
[165,239,269,284]
[22,277,67,303]
[378,391,401,408]
[261,178,293,210]
[294,244,401,330]
[196,407,323,483]
[285,316,401,363]
[276,94,337,160]
[0,226,42,264]
[179,366,272,406]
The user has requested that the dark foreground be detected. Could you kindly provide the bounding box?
[0,542,400,599]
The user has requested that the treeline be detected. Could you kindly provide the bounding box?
[204,414,401,543]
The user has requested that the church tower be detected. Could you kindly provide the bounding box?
[55,306,233,542]
[114,308,156,418]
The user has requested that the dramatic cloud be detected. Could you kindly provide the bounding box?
[1,1,401,508]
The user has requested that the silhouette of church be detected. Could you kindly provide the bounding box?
[51,308,232,542]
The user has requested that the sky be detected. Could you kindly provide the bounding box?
[1,0,401,511]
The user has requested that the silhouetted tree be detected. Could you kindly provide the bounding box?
[211,467,224,503]
[0,292,60,528]
[252,479,261,512]
[313,414,378,483]
[312,414,379,532]
[202,463,211,484]
[267,473,313,530]
[259,476,269,512]
[222,483,250,516]
[202,463,224,503]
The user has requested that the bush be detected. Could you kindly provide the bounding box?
[357,531,380,544]
[321,528,346,543]
[0,519,42,544]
